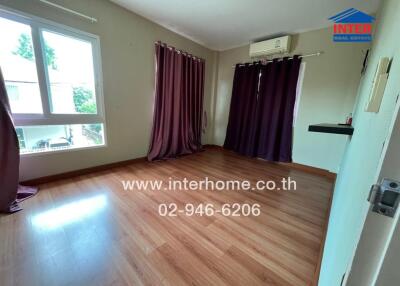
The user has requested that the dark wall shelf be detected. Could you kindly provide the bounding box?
[308,123,354,135]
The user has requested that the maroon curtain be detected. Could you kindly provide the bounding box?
[0,68,37,213]
[224,56,302,162]
[148,42,205,161]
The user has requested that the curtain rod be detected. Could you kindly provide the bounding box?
[155,41,205,62]
[39,0,98,23]
[233,51,323,68]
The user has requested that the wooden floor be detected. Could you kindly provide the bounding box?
[0,148,333,286]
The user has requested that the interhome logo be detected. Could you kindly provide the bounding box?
[329,8,375,42]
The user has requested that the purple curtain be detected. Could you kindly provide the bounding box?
[0,68,37,213]
[224,56,302,162]
[148,42,205,161]
[224,63,261,156]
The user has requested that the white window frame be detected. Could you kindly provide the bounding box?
[0,6,107,153]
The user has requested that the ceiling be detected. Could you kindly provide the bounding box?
[110,0,381,51]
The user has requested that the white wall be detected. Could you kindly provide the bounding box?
[0,0,217,181]
[212,28,369,173]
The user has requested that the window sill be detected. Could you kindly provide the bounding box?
[20,143,107,158]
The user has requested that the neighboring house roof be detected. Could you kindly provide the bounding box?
[329,8,375,23]
[1,54,71,84]
[0,55,39,83]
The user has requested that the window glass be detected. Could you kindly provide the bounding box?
[42,30,97,114]
[17,124,104,154]
[0,17,43,113]
[15,128,26,149]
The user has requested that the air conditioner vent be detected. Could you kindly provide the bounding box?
[249,36,291,57]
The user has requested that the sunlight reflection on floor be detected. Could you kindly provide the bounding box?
[32,194,107,229]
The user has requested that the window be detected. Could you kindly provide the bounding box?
[42,30,98,114]
[0,17,42,114]
[15,128,26,149]
[17,124,104,154]
[0,9,106,155]
[6,84,19,100]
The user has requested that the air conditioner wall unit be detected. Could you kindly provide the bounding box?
[249,36,291,57]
